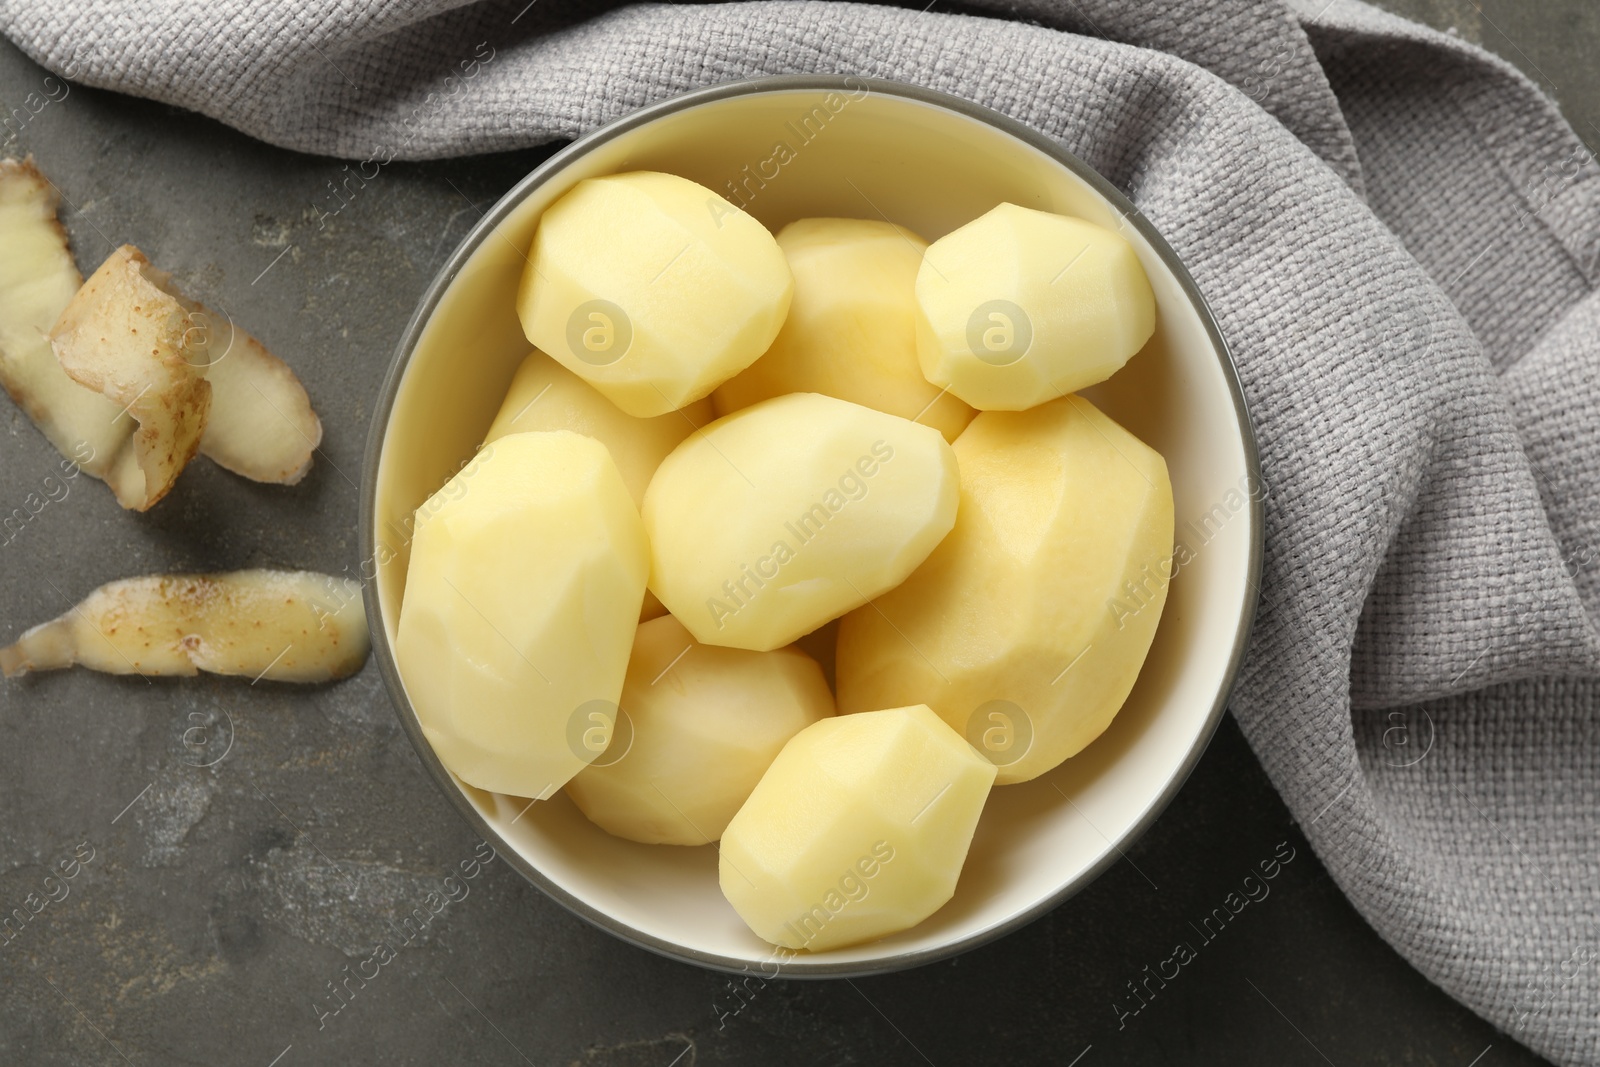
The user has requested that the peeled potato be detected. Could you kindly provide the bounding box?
[565,615,834,845]
[916,203,1155,410]
[518,171,792,417]
[642,393,959,652]
[713,218,974,442]
[395,431,648,799]
[483,350,712,506]
[484,352,705,623]
[0,570,367,681]
[719,704,995,951]
[836,396,1174,784]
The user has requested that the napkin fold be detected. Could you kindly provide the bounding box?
[5,0,1596,1061]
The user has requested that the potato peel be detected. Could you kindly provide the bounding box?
[0,569,368,682]
[198,316,322,484]
[49,244,212,511]
[2,156,322,503]
[0,157,141,499]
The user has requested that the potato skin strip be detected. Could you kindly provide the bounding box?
[198,320,322,485]
[2,157,322,504]
[0,570,368,682]
[0,157,140,497]
[49,245,212,511]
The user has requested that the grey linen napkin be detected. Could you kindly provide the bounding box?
[4,0,1597,1061]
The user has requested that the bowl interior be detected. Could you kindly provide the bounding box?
[368,81,1258,974]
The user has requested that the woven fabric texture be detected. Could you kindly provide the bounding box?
[3,0,1596,1061]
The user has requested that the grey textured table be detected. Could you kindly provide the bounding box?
[0,4,1592,1065]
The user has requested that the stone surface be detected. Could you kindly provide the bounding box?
[0,5,1587,1063]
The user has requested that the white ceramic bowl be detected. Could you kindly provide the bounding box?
[363,76,1261,976]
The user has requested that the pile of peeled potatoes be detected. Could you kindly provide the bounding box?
[396,170,1173,952]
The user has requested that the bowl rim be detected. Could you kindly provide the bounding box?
[361,73,1263,979]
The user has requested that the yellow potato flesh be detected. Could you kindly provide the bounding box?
[483,349,712,506]
[518,171,791,417]
[642,392,959,652]
[916,203,1155,410]
[836,395,1174,783]
[713,218,974,442]
[395,431,648,799]
[565,615,835,845]
[719,704,995,951]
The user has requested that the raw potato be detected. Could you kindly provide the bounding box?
[517,171,792,417]
[0,158,141,501]
[565,615,834,845]
[836,396,1174,784]
[197,315,322,484]
[395,431,648,799]
[642,393,959,652]
[483,349,712,506]
[0,570,368,681]
[713,218,974,442]
[916,203,1156,410]
[719,705,995,952]
[49,245,212,510]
